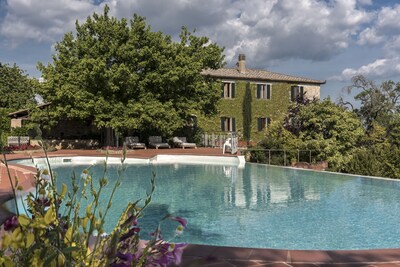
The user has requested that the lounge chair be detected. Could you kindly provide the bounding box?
[125,136,146,149]
[173,137,197,149]
[222,138,231,154]
[148,136,170,149]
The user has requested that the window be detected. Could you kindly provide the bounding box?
[220,117,236,132]
[221,82,235,99]
[291,85,304,101]
[257,117,271,131]
[256,84,271,99]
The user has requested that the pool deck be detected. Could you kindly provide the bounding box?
[2,148,400,266]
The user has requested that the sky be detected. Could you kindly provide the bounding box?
[1,0,400,104]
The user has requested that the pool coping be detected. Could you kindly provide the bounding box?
[2,149,400,266]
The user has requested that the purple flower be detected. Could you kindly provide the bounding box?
[117,252,133,262]
[155,242,187,266]
[110,252,133,267]
[36,197,51,207]
[3,215,18,231]
[122,214,137,228]
[169,216,187,228]
[109,263,130,267]
[150,229,163,241]
[119,227,140,242]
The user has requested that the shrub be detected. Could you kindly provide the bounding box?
[2,144,40,153]
[0,149,187,266]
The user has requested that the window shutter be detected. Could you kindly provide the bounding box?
[231,83,235,98]
[291,86,295,101]
[256,84,261,99]
[257,118,262,131]
[267,85,271,99]
[291,86,300,101]
[232,118,236,132]
[220,117,225,131]
[221,83,225,98]
[300,86,304,100]
[267,117,271,126]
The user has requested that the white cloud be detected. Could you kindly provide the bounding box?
[357,27,383,45]
[335,4,400,81]
[0,0,103,45]
[0,0,374,66]
[331,58,400,81]
[200,0,373,67]
[356,4,400,46]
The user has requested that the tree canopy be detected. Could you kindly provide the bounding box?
[0,63,36,110]
[340,75,400,133]
[37,6,224,136]
[262,99,364,171]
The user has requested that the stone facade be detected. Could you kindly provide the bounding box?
[198,54,325,143]
[303,84,320,99]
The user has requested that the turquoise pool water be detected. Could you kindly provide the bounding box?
[25,161,400,250]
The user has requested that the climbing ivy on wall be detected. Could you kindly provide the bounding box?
[195,80,292,143]
[242,82,252,143]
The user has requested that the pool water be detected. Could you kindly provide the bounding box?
[47,162,400,250]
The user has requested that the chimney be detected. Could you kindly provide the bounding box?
[237,54,246,73]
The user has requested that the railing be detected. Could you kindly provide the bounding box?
[202,133,228,148]
[243,148,320,167]
[7,136,30,146]
[203,132,239,154]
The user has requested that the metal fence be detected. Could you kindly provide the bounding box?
[243,148,318,166]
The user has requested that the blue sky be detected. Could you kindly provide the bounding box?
[1,0,400,104]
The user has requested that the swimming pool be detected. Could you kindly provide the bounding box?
[12,156,400,250]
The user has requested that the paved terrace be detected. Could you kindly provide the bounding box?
[1,148,400,267]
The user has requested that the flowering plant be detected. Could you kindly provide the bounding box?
[2,144,40,153]
[0,147,187,266]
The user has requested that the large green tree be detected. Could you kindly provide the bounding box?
[37,6,224,137]
[340,75,400,133]
[263,99,364,171]
[0,63,35,110]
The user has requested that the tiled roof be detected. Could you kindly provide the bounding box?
[201,68,325,84]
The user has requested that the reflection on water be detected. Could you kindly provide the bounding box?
[222,164,322,209]
[51,162,400,250]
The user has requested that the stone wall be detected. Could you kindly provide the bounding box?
[10,118,22,128]
[303,84,321,99]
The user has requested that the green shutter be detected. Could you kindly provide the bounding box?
[300,86,304,100]
[221,83,224,98]
[257,118,262,131]
[221,117,225,131]
[232,118,236,132]
[267,85,271,99]
[231,83,235,98]
[291,86,297,101]
[256,84,261,99]
[267,117,271,126]
[291,86,295,101]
